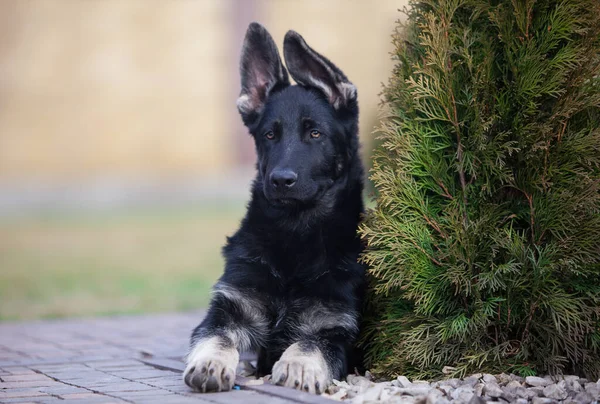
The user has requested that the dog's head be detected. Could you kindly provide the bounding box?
[237,23,359,207]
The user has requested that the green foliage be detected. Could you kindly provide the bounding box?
[360,0,600,379]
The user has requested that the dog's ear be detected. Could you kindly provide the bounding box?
[283,30,357,110]
[237,23,289,126]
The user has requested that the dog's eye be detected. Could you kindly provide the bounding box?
[265,131,275,140]
[310,130,321,139]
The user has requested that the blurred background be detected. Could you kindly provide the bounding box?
[0,0,407,320]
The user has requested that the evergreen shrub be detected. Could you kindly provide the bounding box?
[360,0,600,379]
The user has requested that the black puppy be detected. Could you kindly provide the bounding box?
[184,22,365,394]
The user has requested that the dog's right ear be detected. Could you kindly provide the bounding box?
[237,23,289,127]
[283,30,357,111]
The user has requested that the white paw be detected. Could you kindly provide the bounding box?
[272,343,330,394]
[183,337,239,393]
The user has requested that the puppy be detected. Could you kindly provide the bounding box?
[184,22,366,394]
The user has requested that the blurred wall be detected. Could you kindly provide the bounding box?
[0,0,406,200]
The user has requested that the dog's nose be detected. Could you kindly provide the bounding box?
[270,169,297,189]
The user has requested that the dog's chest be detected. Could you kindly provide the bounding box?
[262,235,334,278]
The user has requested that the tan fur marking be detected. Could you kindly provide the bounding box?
[211,283,268,350]
[295,303,358,337]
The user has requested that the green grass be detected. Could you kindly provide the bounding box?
[0,202,245,320]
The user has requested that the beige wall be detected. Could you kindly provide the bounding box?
[0,0,406,186]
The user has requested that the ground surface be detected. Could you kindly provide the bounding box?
[0,312,334,404]
[0,204,243,320]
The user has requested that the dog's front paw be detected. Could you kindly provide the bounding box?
[183,337,239,393]
[184,357,236,393]
[272,343,330,394]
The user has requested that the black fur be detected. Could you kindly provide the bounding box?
[185,22,365,394]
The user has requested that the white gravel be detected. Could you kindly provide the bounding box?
[237,360,600,403]
[320,372,600,403]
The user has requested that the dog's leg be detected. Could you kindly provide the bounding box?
[272,304,359,394]
[184,283,267,392]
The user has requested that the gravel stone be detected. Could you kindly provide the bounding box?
[428,395,451,404]
[500,390,517,402]
[570,380,583,392]
[498,373,513,385]
[529,386,545,398]
[531,397,556,404]
[573,391,595,402]
[467,397,485,404]
[526,376,553,387]
[562,375,579,384]
[462,376,479,387]
[473,383,484,397]
[362,383,383,401]
[397,386,432,396]
[585,381,600,397]
[482,374,497,384]
[505,380,523,390]
[345,388,361,399]
[327,389,348,400]
[347,374,373,393]
[510,374,525,383]
[483,383,503,398]
[444,378,462,389]
[397,376,412,388]
[450,385,475,402]
[543,380,568,400]
[437,384,454,395]
[424,389,444,404]
[514,388,530,399]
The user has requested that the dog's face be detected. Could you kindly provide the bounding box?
[254,87,344,204]
[236,23,359,207]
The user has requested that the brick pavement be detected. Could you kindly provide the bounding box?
[0,313,334,404]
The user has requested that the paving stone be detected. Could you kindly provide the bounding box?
[57,397,128,404]
[0,401,38,404]
[0,380,59,388]
[0,373,54,382]
[0,361,25,367]
[60,392,109,399]
[37,385,91,395]
[162,383,194,394]
[0,389,49,399]
[33,364,89,372]
[1,398,61,404]
[1,367,36,375]
[142,377,183,388]
[90,360,145,369]
[50,372,123,381]
[0,313,322,404]
[107,369,178,379]
[199,390,295,404]
[91,381,156,393]
[115,389,178,399]
[141,396,212,404]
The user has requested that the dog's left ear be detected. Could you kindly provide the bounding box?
[284,31,357,110]
[238,23,290,126]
